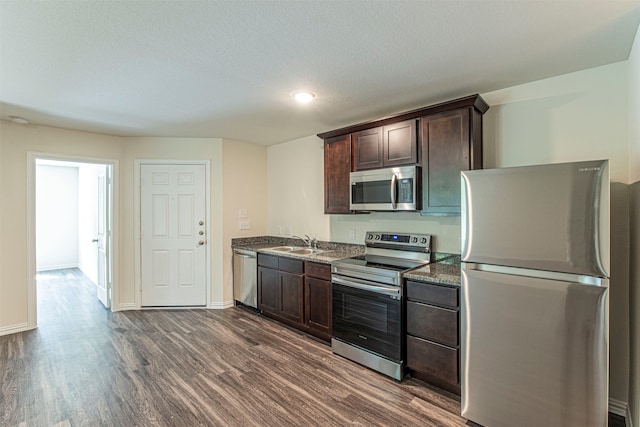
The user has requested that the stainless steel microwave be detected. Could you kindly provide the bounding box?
[350,166,421,211]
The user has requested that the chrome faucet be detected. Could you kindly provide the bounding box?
[292,234,318,249]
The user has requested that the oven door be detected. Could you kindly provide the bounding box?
[332,276,403,362]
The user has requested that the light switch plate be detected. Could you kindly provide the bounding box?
[239,208,248,218]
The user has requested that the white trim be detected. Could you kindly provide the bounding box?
[609,398,632,427]
[134,159,211,309]
[27,152,120,328]
[37,264,79,272]
[210,300,235,309]
[0,322,33,337]
[118,303,137,311]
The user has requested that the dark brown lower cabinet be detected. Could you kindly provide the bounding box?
[257,254,332,342]
[304,261,332,341]
[257,266,279,314]
[405,280,460,395]
[258,253,304,328]
[279,271,304,324]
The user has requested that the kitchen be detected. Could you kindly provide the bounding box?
[1,1,639,426]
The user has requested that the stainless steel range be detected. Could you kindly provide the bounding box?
[331,231,432,380]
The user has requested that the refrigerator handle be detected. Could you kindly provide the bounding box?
[462,262,608,287]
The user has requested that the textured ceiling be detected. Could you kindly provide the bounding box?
[1,1,639,145]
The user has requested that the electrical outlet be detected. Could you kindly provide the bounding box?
[239,208,248,218]
[349,228,356,240]
[278,225,282,235]
[239,220,251,230]
[284,225,291,235]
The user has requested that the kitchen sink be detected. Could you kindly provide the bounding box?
[267,246,324,255]
[289,248,324,255]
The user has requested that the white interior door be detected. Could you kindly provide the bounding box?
[140,164,207,307]
[96,165,111,308]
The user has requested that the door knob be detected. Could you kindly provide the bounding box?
[198,240,205,246]
[199,221,204,226]
[92,239,99,243]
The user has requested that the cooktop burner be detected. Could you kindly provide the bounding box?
[336,255,410,272]
[331,231,433,286]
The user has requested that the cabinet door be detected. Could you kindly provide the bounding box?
[383,119,417,166]
[258,267,279,314]
[305,276,331,338]
[279,271,304,324]
[421,108,480,215]
[353,127,383,170]
[324,135,352,214]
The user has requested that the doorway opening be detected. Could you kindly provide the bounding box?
[28,154,118,328]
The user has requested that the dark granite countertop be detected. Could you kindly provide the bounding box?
[403,254,461,287]
[232,236,461,283]
[231,236,364,265]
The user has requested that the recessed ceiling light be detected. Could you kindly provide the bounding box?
[292,90,316,104]
[10,116,29,124]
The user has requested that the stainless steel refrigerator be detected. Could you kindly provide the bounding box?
[460,160,610,427]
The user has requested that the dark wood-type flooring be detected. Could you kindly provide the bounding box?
[0,269,627,426]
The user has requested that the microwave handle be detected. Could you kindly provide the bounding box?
[390,174,397,209]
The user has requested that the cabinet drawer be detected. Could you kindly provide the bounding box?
[406,301,458,347]
[407,335,459,386]
[258,253,278,269]
[278,257,304,274]
[305,261,331,280]
[406,281,458,308]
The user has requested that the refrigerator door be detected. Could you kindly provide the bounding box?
[461,160,609,277]
[461,268,609,427]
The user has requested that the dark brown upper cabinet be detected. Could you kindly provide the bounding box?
[382,119,417,167]
[352,121,417,171]
[324,134,352,214]
[353,127,383,170]
[420,107,483,216]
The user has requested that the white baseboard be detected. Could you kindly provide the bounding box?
[37,264,78,272]
[0,322,34,337]
[117,303,137,311]
[209,300,235,309]
[610,398,633,427]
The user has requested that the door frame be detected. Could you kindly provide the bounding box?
[27,152,119,328]
[134,159,211,309]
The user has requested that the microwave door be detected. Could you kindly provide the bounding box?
[351,179,394,210]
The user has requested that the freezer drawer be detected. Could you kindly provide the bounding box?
[461,268,609,427]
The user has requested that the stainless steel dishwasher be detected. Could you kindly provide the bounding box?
[233,248,257,308]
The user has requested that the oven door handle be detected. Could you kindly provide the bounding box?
[332,276,401,297]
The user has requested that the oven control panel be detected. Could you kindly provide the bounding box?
[364,231,431,250]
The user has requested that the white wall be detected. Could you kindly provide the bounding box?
[36,164,79,271]
[222,139,268,304]
[0,122,122,333]
[627,21,640,427]
[267,135,330,241]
